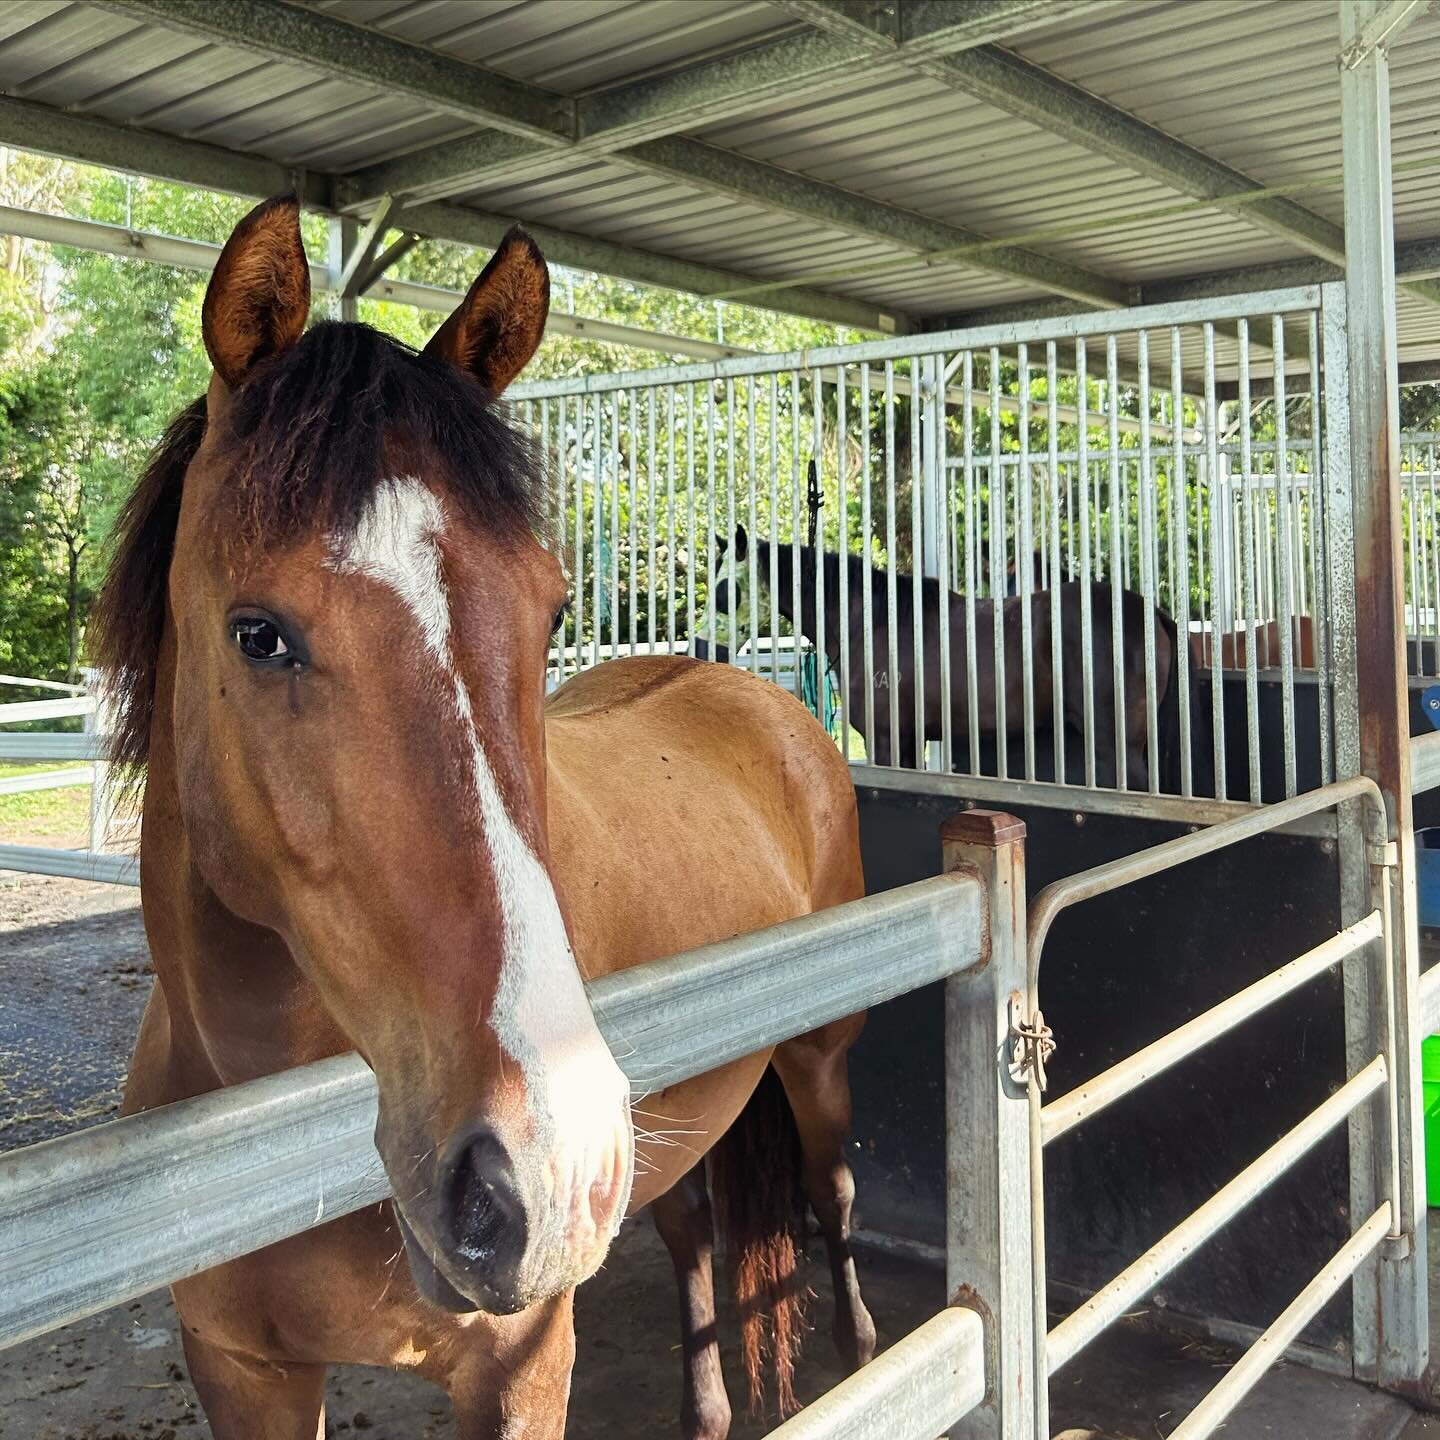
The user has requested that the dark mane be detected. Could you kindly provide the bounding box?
[91,321,545,775]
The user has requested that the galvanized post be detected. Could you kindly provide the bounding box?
[1337,0,1428,1389]
[942,811,1043,1440]
[327,216,359,323]
[82,666,112,855]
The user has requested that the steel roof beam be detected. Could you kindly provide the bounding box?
[775,0,1125,50]
[0,94,324,205]
[89,0,574,143]
[0,100,901,333]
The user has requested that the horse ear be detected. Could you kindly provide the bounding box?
[425,226,549,395]
[202,194,310,389]
[734,524,748,561]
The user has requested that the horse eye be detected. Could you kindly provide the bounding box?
[231,617,291,663]
[551,605,568,636]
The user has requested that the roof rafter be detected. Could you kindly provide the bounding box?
[0,96,901,334]
[89,0,575,142]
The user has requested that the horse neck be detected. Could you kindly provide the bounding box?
[769,542,843,661]
[137,618,346,1091]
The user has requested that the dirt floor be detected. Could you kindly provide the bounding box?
[3,856,1438,1440]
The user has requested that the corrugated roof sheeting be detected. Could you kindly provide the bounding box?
[0,0,1437,343]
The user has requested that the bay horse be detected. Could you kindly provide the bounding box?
[93,197,872,1440]
[694,526,1180,788]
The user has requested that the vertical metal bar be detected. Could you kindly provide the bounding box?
[1047,342,1064,785]
[611,391,622,659]
[1205,323,1227,799]
[726,379,737,667]
[1106,335,1126,791]
[647,389,657,650]
[1238,321,1262,802]
[589,393,602,670]
[1339,6,1428,1384]
[1308,313,1331,783]
[935,356,954,775]
[1018,344,1035,781]
[754,380,766,676]
[942,811,1043,1440]
[1273,318,1297,797]
[627,390,638,652]
[1077,339,1096,788]
[792,371,804,702]
[687,385,697,651]
[1172,329,1194,796]
[1138,332,1160,795]
[885,361,902,761]
[837,369,852,744]
[913,358,927,768]
[770,373,781,686]
[706,383,718,654]
[964,352,981,775]
[989,348,1007,779]
[814,369,828,718]
[862,363,876,758]
[554,395,568,681]
[667,388,677,651]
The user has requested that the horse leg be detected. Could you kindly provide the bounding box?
[651,1165,733,1440]
[445,1292,576,1440]
[771,1018,876,1372]
[181,1329,325,1440]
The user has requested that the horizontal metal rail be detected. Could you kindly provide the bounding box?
[0,845,137,886]
[1045,1054,1388,1374]
[0,766,94,795]
[0,734,106,762]
[1167,1202,1394,1439]
[0,697,94,724]
[767,1306,985,1439]
[1412,729,1440,795]
[0,674,87,694]
[509,286,1323,400]
[1042,914,1382,1143]
[0,872,985,1350]
[1028,773,1386,994]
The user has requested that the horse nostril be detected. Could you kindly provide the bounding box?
[445,1129,527,1273]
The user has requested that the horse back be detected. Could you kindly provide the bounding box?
[544,657,864,984]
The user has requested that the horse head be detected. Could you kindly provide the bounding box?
[144,196,632,1316]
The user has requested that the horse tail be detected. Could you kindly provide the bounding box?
[709,1064,810,1419]
[1158,606,1182,794]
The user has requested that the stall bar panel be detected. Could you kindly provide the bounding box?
[512,287,1335,807]
[1020,773,1417,1437]
[0,874,985,1343]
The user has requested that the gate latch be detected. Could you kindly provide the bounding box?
[1008,994,1056,1092]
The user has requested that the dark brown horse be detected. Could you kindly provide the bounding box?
[695,526,1180,788]
[94,198,871,1440]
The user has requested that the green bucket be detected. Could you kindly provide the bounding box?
[1424,1036,1440,1207]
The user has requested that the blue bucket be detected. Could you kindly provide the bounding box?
[1418,829,1440,929]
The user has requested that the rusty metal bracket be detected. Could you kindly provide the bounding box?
[1008,992,1056,1092]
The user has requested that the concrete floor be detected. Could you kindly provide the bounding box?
[2,869,1438,1439]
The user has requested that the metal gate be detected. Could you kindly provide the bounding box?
[511,284,1353,812]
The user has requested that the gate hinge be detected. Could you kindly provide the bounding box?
[1369,840,1399,868]
[1008,993,1056,1092]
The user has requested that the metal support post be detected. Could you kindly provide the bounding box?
[1337,0,1428,1388]
[942,810,1044,1440]
[327,215,359,322]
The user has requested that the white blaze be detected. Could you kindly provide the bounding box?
[328,477,631,1260]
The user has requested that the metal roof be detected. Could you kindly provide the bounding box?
[1,0,1437,364]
